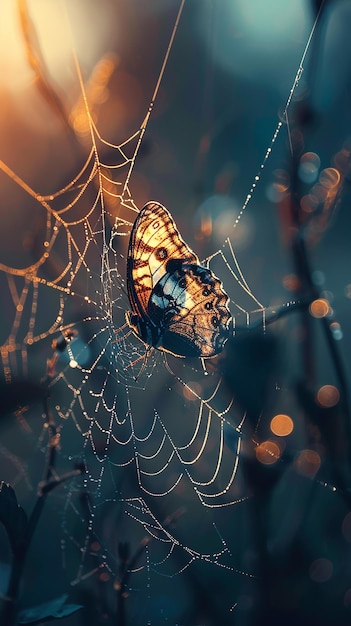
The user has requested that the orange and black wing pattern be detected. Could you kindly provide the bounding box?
[127,201,232,357]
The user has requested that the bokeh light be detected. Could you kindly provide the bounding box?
[203,0,309,91]
[342,512,351,543]
[330,322,343,341]
[316,385,340,408]
[194,194,253,249]
[282,273,300,292]
[319,167,340,190]
[309,558,333,583]
[270,413,294,437]
[298,152,320,184]
[294,449,321,478]
[255,440,281,465]
[300,193,320,214]
[309,298,330,318]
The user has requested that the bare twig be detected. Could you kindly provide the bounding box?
[0,354,83,625]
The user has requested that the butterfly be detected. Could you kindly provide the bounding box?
[126,201,232,358]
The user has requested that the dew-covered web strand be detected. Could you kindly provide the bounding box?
[198,1,327,339]
[65,0,186,220]
[228,0,327,234]
[191,0,325,342]
[128,402,244,505]
[121,0,186,202]
[0,0,256,598]
[104,0,335,577]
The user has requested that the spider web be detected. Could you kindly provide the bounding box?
[0,0,333,622]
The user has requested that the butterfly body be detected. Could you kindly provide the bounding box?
[126,202,232,358]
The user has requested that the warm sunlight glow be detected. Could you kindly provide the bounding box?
[0,3,32,91]
[0,1,111,94]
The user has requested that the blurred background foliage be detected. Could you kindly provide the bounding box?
[0,1,351,624]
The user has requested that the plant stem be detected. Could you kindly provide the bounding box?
[0,388,82,625]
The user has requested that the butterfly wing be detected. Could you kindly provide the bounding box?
[127,201,232,357]
[127,201,198,319]
[148,263,232,357]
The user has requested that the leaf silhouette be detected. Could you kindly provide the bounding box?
[18,594,83,624]
[0,482,28,557]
